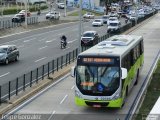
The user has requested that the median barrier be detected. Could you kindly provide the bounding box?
[0,16,38,30]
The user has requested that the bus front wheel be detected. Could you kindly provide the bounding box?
[122,86,128,108]
[134,70,139,85]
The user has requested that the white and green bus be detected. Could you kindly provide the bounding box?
[71,35,144,108]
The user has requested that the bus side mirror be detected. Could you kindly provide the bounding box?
[71,66,76,77]
[121,68,127,79]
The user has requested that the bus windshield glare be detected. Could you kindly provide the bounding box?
[76,65,120,96]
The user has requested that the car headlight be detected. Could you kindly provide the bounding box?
[0,55,6,60]
[75,90,82,98]
[112,92,120,100]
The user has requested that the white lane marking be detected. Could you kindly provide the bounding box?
[47,111,56,120]
[60,94,68,104]
[62,47,70,51]
[17,45,24,48]
[3,73,70,119]
[46,40,53,43]
[34,57,47,62]
[0,72,10,78]
[71,85,75,90]
[39,46,48,50]
[45,39,56,43]
[23,38,36,42]
[38,38,47,42]
[68,39,77,43]
[58,33,62,36]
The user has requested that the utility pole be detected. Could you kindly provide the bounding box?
[64,0,67,16]
[134,0,138,25]
[24,0,27,28]
[27,0,29,12]
[78,0,82,54]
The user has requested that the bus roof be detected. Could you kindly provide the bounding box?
[79,35,143,57]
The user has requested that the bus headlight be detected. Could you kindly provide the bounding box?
[112,92,120,100]
[75,90,82,98]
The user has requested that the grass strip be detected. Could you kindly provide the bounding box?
[68,9,102,16]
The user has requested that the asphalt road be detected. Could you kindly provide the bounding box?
[6,13,160,120]
[0,18,126,86]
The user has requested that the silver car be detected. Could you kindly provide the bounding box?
[0,45,19,64]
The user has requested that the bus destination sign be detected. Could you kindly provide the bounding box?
[83,58,114,63]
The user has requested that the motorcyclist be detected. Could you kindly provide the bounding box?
[61,35,67,48]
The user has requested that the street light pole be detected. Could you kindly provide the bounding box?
[64,0,67,16]
[135,0,138,25]
[25,0,28,28]
[78,0,82,54]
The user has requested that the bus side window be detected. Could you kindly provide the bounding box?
[127,53,131,70]
[133,47,137,63]
[130,50,134,66]
[122,53,131,71]
[136,44,140,58]
[140,40,144,55]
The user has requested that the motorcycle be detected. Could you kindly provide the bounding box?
[61,40,67,49]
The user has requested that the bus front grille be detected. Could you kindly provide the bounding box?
[85,101,109,107]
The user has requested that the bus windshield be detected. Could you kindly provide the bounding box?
[76,65,120,96]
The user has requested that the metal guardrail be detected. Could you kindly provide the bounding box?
[0,10,158,105]
[0,16,38,30]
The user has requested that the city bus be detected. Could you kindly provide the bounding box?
[71,35,144,108]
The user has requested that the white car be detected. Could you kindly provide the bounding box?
[107,20,121,33]
[109,12,119,18]
[46,11,60,19]
[102,15,110,24]
[83,12,94,19]
[19,10,31,17]
[129,14,138,21]
[107,17,119,25]
[57,3,65,9]
[92,19,103,26]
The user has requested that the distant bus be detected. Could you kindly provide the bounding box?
[71,35,144,108]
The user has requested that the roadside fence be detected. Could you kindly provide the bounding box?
[0,16,38,30]
[0,48,78,103]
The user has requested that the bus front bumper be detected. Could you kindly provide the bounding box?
[75,97,123,108]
